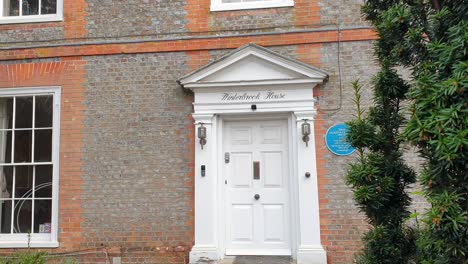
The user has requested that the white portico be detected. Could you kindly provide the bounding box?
[178,43,328,264]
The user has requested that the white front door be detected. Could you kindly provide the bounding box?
[224,119,291,256]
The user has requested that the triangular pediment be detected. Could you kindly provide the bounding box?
[178,43,329,89]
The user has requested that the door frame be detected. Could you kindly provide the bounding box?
[181,44,329,264]
[218,114,296,256]
[190,110,327,264]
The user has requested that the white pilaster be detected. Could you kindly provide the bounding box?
[294,111,327,264]
[190,114,221,263]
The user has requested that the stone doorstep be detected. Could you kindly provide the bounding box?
[218,256,295,264]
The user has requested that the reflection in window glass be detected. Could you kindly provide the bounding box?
[2,0,19,16]
[1,0,58,18]
[0,166,13,199]
[41,0,56,14]
[0,97,13,129]
[0,131,12,164]
[22,0,39,16]
[15,166,33,198]
[13,199,31,233]
[34,130,52,162]
[14,130,32,163]
[0,200,12,233]
[15,97,33,129]
[35,96,53,128]
[35,165,52,198]
[33,200,51,233]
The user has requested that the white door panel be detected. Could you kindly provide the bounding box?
[262,204,285,242]
[262,151,284,188]
[231,204,254,242]
[224,119,290,255]
[230,153,253,188]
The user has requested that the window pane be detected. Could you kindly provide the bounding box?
[41,0,56,14]
[35,96,53,128]
[0,166,13,199]
[0,131,12,164]
[15,166,33,198]
[33,200,51,233]
[22,0,39,16]
[2,0,20,16]
[13,199,31,233]
[14,130,32,163]
[34,129,52,162]
[0,200,12,233]
[15,97,33,129]
[35,165,52,198]
[0,97,13,129]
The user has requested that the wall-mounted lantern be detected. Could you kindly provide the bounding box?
[302,119,311,147]
[198,123,207,149]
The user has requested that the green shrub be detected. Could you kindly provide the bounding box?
[0,252,47,264]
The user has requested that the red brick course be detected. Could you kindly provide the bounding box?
[0,28,377,61]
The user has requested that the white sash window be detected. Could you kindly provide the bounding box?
[0,87,60,248]
[0,0,63,24]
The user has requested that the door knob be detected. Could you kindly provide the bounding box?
[254,194,260,200]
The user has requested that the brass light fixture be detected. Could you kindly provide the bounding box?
[198,123,207,149]
[302,119,311,147]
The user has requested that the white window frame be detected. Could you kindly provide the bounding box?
[0,87,60,248]
[210,0,294,11]
[0,0,63,24]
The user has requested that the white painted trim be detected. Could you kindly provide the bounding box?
[189,245,219,263]
[0,86,61,249]
[51,87,61,247]
[190,112,327,263]
[191,114,220,263]
[293,112,327,264]
[288,113,299,260]
[0,241,58,248]
[211,0,293,12]
[183,78,324,89]
[186,44,327,263]
[297,246,328,264]
[0,0,63,24]
[179,44,328,89]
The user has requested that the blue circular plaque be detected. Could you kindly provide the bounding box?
[325,123,355,156]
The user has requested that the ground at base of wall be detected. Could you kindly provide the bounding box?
[217,256,294,264]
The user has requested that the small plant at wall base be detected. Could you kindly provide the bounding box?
[0,252,48,264]
[346,78,416,263]
[0,252,77,264]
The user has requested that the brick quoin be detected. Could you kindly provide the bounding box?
[63,0,88,39]
[294,0,321,26]
[295,43,364,263]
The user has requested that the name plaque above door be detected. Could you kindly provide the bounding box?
[221,91,286,102]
